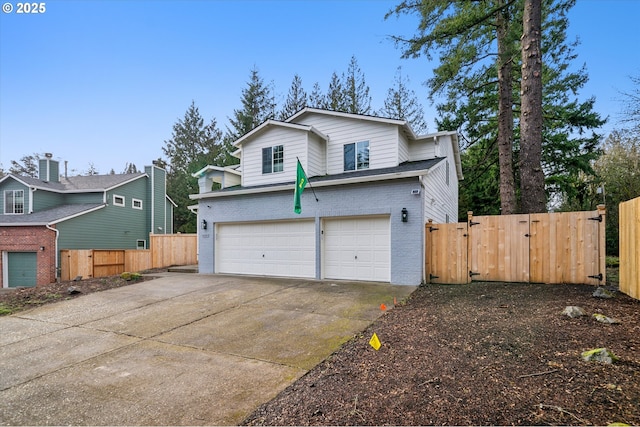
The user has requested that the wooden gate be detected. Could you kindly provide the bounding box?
[426,206,606,285]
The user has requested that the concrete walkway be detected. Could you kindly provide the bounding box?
[0,273,415,425]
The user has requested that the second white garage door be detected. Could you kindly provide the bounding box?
[216,220,316,278]
[323,216,390,282]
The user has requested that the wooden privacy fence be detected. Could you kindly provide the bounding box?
[619,197,640,300]
[60,234,197,281]
[426,206,606,286]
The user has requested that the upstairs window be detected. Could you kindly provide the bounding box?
[262,145,284,174]
[132,198,143,210]
[113,194,125,207]
[344,141,370,171]
[4,190,24,214]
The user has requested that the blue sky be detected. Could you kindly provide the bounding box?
[1,0,639,175]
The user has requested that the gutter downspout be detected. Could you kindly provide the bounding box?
[29,187,36,213]
[45,223,60,283]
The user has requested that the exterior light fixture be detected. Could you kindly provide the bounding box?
[401,208,408,223]
[201,219,208,230]
[40,246,45,251]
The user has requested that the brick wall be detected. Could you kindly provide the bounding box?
[0,226,57,287]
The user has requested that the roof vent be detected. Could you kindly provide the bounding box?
[45,152,53,158]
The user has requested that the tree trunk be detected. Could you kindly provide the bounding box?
[496,1,517,214]
[519,0,546,213]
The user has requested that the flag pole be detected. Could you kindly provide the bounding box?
[297,157,319,202]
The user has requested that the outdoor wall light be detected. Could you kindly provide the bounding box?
[401,208,408,223]
[201,219,208,230]
[40,246,45,251]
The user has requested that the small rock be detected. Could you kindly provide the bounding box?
[562,306,586,318]
[67,286,81,295]
[592,287,615,299]
[593,313,620,324]
[581,347,618,364]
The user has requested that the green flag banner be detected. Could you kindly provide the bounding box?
[294,159,307,214]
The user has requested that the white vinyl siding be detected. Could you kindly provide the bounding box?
[241,127,308,187]
[295,115,399,174]
[323,216,390,282]
[398,130,410,163]
[408,138,437,160]
[422,142,459,223]
[216,221,315,278]
[307,132,326,177]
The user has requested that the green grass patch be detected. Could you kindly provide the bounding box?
[0,303,16,316]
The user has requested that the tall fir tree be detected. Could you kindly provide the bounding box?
[379,66,428,134]
[227,66,276,140]
[308,82,325,109]
[279,74,307,120]
[389,0,604,216]
[9,153,40,178]
[162,101,223,232]
[343,55,372,115]
[519,0,546,213]
[324,72,347,111]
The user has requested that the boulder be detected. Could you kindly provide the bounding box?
[592,287,615,299]
[581,347,618,364]
[593,313,621,324]
[562,306,586,318]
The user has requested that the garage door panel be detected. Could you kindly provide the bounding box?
[323,216,390,282]
[7,252,37,288]
[217,221,315,278]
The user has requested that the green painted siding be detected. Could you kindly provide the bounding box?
[57,178,149,249]
[0,180,29,215]
[145,165,169,234]
[8,252,37,287]
[63,192,104,204]
[33,190,65,211]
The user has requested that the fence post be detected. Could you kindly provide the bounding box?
[425,219,433,283]
[597,204,606,283]
[467,211,474,283]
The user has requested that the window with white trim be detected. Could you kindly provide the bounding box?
[344,141,369,171]
[113,194,125,207]
[4,190,24,214]
[262,145,284,174]
[132,198,143,210]
[136,239,146,249]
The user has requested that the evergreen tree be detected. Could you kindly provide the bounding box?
[308,82,325,109]
[10,153,40,177]
[162,101,223,232]
[389,0,604,215]
[324,72,347,111]
[519,0,545,213]
[227,66,276,140]
[343,55,372,115]
[279,74,307,120]
[379,66,428,134]
[122,163,138,174]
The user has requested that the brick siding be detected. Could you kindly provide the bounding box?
[0,226,57,287]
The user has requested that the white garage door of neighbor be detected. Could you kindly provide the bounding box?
[323,216,390,282]
[216,220,316,278]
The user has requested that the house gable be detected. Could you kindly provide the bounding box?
[0,176,30,215]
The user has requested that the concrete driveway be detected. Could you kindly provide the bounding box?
[0,273,415,425]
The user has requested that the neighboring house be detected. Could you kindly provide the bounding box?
[0,155,175,288]
[190,108,462,286]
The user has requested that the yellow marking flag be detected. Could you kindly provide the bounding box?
[369,333,381,351]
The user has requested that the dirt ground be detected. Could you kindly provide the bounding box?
[2,271,638,426]
[244,280,640,426]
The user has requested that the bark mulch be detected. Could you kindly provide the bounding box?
[243,281,639,426]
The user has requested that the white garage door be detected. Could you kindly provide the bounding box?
[216,220,315,278]
[323,216,390,282]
